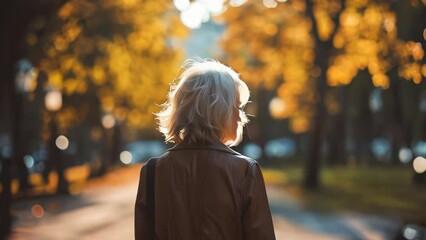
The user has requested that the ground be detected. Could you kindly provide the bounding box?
[8,164,402,240]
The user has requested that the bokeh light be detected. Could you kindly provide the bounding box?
[180,2,209,29]
[102,114,116,129]
[120,151,133,164]
[263,0,278,8]
[173,0,190,11]
[31,204,44,218]
[1,1,426,238]
[269,97,286,119]
[15,60,38,94]
[1,145,11,158]
[403,225,420,240]
[23,155,35,168]
[242,143,262,160]
[423,28,426,41]
[55,135,69,150]
[413,156,426,174]
[369,89,383,113]
[371,138,391,161]
[68,183,82,195]
[398,147,413,163]
[44,90,62,112]
[265,138,296,158]
[11,179,19,195]
[177,0,226,28]
[230,0,247,7]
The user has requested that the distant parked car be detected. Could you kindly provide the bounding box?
[264,137,296,159]
[242,143,262,160]
[24,146,48,173]
[371,138,391,161]
[122,140,168,164]
[413,141,426,157]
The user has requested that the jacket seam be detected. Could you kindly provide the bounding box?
[242,162,256,212]
[168,147,241,156]
[166,158,173,239]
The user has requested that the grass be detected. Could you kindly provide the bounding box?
[262,164,426,225]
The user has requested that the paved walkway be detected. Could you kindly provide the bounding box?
[267,186,401,240]
[8,164,402,240]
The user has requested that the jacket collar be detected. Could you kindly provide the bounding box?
[167,141,241,155]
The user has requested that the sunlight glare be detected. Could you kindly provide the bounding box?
[200,0,226,15]
[180,2,209,29]
[263,0,278,8]
[230,0,247,7]
[174,0,190,11]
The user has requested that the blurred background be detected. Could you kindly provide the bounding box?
[1,0,426,239]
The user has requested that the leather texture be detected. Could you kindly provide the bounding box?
[135,142,276,240]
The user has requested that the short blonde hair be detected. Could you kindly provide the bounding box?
[156,59,250,146]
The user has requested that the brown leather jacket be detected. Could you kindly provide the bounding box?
[135,142,275,240]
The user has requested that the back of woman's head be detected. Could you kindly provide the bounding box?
[156,59,250,146]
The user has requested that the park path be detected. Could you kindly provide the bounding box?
[267,186,401,240]
[8,164,401,240]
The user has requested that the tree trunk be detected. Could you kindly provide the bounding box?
[303,0,347,188]
[49,117,69,194]
[0,157,12,239]
[0,3,30,236]
[304,47,328,189]
[13,93,31,191]
[390,77,404,164]
[0,1,68,236]
[256,86,272,161]
[327,86,349,165]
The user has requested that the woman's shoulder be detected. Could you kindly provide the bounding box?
[152,142,260,170]
[229,153,258,166]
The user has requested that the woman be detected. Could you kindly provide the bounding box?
[135,59,275,240]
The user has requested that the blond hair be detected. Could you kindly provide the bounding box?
[156,59,250,146]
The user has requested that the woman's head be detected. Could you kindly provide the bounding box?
[156,59,250,146]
